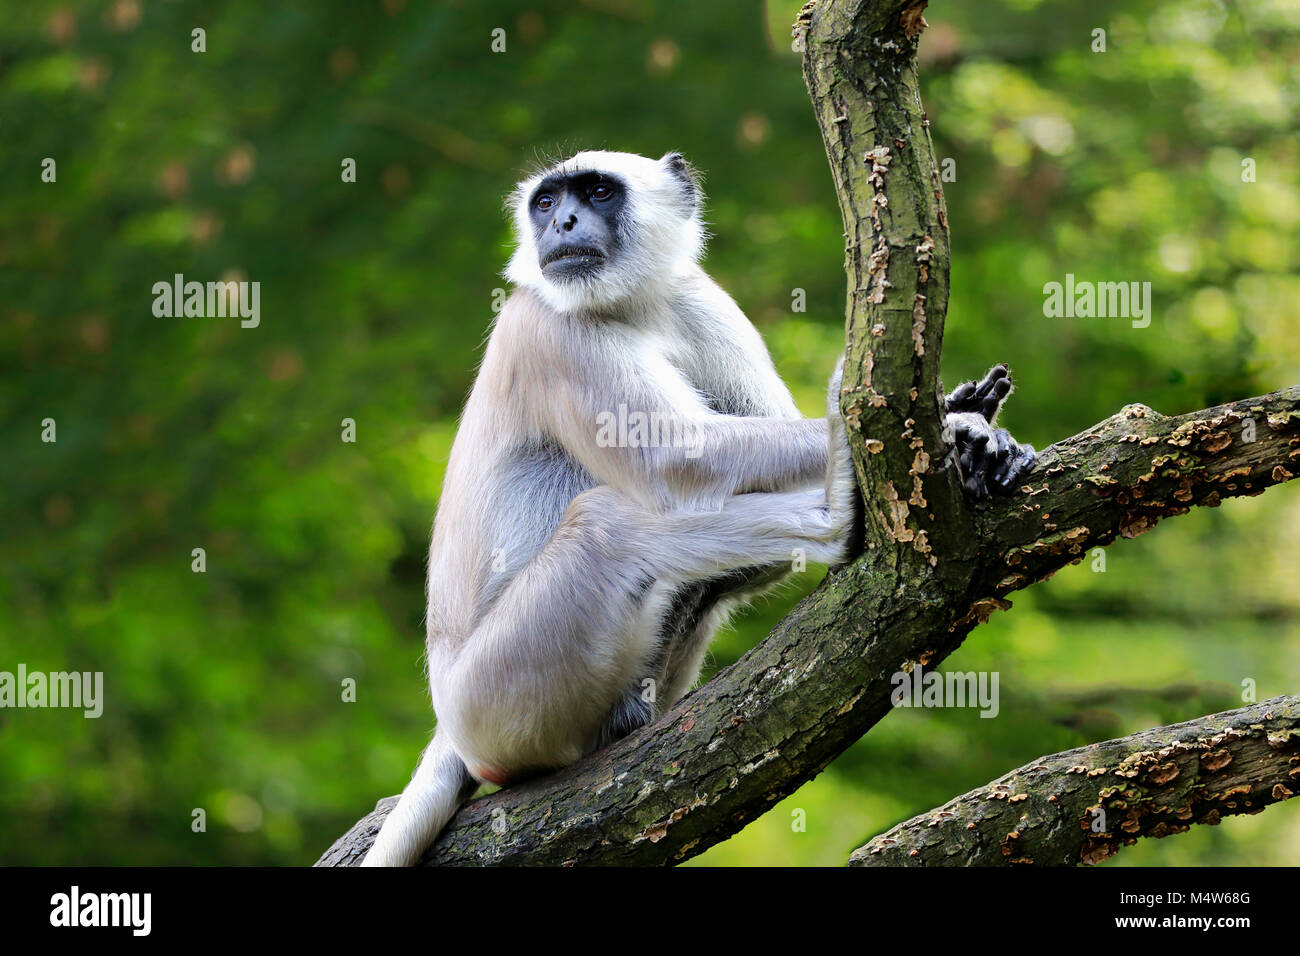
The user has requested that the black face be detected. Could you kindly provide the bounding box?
[528,171,626,280]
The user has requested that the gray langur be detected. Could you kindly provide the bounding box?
[361,150,1036,866]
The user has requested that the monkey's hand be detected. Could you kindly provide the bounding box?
[943,364,1037,498]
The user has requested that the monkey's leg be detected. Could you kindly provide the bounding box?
[662,567,790,703]
[434,484,848,788]
[613,359,860,735]
[598,562,791,748]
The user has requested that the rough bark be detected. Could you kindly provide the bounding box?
[850,695,1300,866]
[317,0,1300,867]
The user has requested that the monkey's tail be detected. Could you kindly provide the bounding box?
[361,728,475,866]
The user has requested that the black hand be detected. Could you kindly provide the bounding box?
[945,364,1012,423]
[945,364,1036,498]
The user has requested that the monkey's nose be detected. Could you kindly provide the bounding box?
[559,213,577,232]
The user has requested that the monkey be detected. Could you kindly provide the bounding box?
[361,150,1036,866]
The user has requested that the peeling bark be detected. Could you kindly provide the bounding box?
[316,0,1300,867]
[850,696,1300,866]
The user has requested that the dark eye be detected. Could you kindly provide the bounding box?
[535,194,555,211]
[591,184,613,201]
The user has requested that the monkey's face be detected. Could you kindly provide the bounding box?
[527,171,626,282]
[505,151,706,313]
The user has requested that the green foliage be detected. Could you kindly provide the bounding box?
[1,0,1296,865]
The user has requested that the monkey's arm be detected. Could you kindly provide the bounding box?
[542,347,830,510]
[673,273,805,420]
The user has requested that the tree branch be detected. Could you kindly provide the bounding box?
[802,0,970,565]
[974,391,1300,600]
[850,695,1300,866]
[316,0,1300,866]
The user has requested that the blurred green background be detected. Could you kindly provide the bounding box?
[2,0,1298,866]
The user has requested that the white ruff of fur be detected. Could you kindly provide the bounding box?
[504,150,706,313]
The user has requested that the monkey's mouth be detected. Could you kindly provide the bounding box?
[541,246,606,269]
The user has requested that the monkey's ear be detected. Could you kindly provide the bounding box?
[661,151,702,209]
